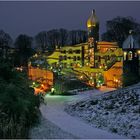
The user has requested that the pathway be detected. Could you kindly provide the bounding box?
[40,88,126,139]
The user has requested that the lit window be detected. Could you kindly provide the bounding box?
[128,51,133,60]
[124,52,127,61]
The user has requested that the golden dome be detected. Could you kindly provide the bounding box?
[87,9,99,28]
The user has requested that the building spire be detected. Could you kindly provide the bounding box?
[92,9,95,14]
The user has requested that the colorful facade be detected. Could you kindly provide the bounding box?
[28,9,140,90]
[47,10,123,88]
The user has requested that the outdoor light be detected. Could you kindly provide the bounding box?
[99,65,102,69]
[124,52,127,55]
[137,50,140,55]
[51,87,55,93]
[90,77,93,80]
[80,75,83,79]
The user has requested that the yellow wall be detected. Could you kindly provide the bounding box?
[30,41,123,88]
[104,62,123,88]
[28,66,53,86]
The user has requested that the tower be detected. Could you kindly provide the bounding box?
[87,9,99,68]
[87,9,99,46]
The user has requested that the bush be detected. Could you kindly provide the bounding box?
[53,77,90,95]
[123,70,140,87]
[0,60,40,138]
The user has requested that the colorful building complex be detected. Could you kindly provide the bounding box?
[47,10,123,88]
[28,9,140,91]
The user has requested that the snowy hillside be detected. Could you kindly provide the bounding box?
[65,83,140,139]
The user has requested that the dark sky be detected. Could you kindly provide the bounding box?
[0,1,140,39]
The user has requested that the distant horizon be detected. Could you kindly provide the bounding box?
[0,1,140,39]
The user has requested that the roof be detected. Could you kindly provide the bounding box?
[87,9,99,28]
[122,34,140,49]
[97,41,119,48]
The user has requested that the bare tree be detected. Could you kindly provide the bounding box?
[35,31,48,52]
[68,30,87,45]
[59,28,68,47]
[69,30,77,45]
[47,29,60,50]
[14,34,33,66]
[0,30,12,59]
[102,16,140,47]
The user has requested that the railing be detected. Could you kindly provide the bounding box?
[105,57,118,70]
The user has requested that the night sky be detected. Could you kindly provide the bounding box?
[0,1,140,39]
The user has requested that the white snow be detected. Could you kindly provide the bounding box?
[65,84,140,139]
[29,116,76,139]
[39,87,126,139]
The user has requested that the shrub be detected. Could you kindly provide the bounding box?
[0,60,40,138]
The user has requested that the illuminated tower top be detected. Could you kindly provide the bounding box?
[87,9,99,28]
[87,9,99,42]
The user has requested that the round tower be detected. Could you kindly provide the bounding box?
[87,9,99,68]
[87,9,99,43]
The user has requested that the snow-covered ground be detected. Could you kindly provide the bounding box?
[29,116,77,139]
[65,84,140,139]
[30,87,126,139]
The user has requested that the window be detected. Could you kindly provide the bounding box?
[73,56,76,61]
[75,50,81,54]
[64,55,67,60]
[64,63,67,68]
[124,52,127,61]
[59,56,63,61]
[134,52,137,57]
[61,50,66,54]
[68,49,73,54]
[77,56,81,60]
[128,51,133,60]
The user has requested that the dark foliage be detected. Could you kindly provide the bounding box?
[0,59,40,138]
[102,16,140,47]
[14,34,34,67]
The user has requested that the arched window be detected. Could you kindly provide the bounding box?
[128,51,133,60]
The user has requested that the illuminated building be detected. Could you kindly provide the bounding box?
[29,9,140,89]
[47,9,123,88]
[28,64,53,94]
[122,30,140,76]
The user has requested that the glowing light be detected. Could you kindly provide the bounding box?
[124,52,127,55]
[137,50,140,55]
[80,75,83,79]
[99,65,102,69]
[51,87,55,93]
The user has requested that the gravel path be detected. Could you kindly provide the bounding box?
[29,116,77,139]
